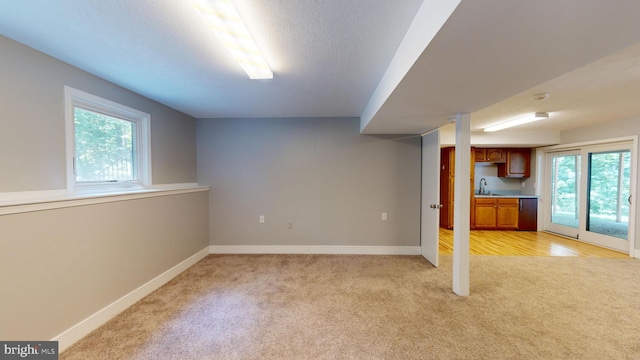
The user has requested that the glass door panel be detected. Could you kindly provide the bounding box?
[551,154,580,228]
[586,150,630,242]
[546,151,581,237]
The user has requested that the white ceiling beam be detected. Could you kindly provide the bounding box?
[359,0,461,133]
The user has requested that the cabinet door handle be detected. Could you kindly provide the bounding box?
[519,201,523,212]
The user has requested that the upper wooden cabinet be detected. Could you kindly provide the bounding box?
[474,148,486,162]
[486,149,506,163]
[497,148,531,178]
[474,148,505,163]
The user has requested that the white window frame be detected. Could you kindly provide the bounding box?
[64,86,151,194]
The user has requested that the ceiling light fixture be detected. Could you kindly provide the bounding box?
[483,112,549,132]
[190,0,273,79]
[533,92,550,101]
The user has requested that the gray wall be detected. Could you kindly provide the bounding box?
[560,116,640,251]
[0,35,197,191]
[0,192,210,340]
[197,117,421,247]
[474,163,525,193]
[0,35,208,341]
[522,148,538,196]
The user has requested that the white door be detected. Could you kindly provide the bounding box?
[421,130,441,266]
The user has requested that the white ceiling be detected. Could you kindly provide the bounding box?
[471,42,640,133]
[1,0,640,142]
[0,0,423,118]
[363,0,640,135]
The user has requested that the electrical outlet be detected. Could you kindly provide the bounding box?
[381,212,387,221]
[259,215,265,223]
[288,222,293,229]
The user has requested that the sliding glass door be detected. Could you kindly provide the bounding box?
[544,142,635,253]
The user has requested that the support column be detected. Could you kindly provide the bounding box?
[453,112,470,296]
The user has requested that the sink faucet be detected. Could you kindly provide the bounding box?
[479,178,487,194]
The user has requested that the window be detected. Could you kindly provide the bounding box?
[65,86,151,193]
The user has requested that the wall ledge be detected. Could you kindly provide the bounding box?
[209,245,421,256]
[0,183,208,216]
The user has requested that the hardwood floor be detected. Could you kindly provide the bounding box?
[439,228,629,258]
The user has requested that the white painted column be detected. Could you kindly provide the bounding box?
[453,112,470,296]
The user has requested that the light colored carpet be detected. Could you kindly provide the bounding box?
[61,254,640,359]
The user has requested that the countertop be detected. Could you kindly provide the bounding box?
[474,194,538,199]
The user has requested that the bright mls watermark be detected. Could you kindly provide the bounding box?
[0,342,58,359]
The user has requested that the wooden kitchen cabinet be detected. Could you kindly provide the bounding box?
[440,148,454,229]
[440,176,455,229]
[496,198,519,229]
[473,197,519,230]
[498,148,531,178]
[439,147,475,229]
[487,149,506,162]
[474,148,505,163]
[474,198,498,229]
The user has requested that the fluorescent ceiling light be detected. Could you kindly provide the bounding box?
[484,112,549,132]
[191,0,273,79]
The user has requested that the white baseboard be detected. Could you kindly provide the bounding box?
[634,249,640,259]
[209,245,422,255]
[52,246,210,353]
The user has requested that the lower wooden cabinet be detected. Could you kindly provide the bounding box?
[496,198,519,229]
[474,198,497,228]
[474,198,519,230]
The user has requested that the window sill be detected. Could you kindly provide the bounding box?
[0,184,209,216]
